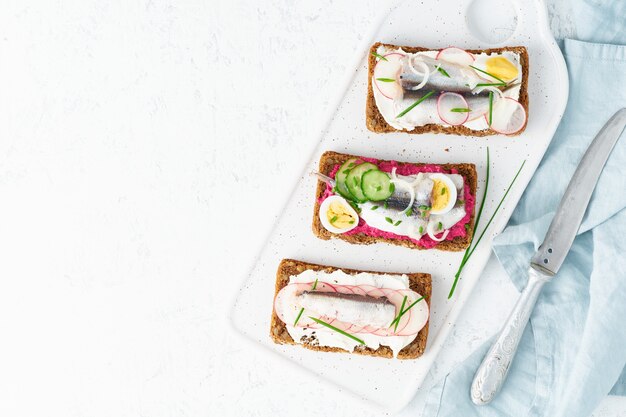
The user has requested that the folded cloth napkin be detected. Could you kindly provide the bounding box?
[421,38,626,417]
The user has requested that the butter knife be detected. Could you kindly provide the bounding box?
[471,108,626,405]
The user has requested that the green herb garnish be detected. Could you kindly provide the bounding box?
[308,316,365,345]
[418,205,430,210]
[376,77,396,82]
[349,220,355,224]
[385,217,393,224]
[389,183,394,192]
[294,308,305,326]
[376,185,382,191]
[389,296,425,330]
[371,51,388,61]
[450,107,471,113]
[469,65,506,84]
[441,187,446,195]
[343,169,351,174]
[396,91,435,118]
[405,208,413,217]
[371,205,379,210]
[312,279,318,290]
[488,91,494,126]
[475,82,506,87]
[384,201,389,209]
[419,226,424,234]
[394,220,402,226]
[437,67,450,78]
[330,215,338,224]
[391,296,407,332]
[448,148,526,298]
[438,221,443,231]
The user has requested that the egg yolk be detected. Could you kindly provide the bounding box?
[485,57,518,82]
[431,180,451,212]
[326,201,357,229]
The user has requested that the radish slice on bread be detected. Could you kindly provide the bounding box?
[373,53,404,100]
[436,47,475,66]
[273,282,428,336]
[486,97,527,135]
[437,92,470,125]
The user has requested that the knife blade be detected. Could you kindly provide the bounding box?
[531,108,626,275]
[471,108,626,406]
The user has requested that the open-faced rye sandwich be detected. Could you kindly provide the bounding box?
[367,42,529,136]
[270,259,431,359]
[312,151,477,251]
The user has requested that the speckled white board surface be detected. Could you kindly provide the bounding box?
[231,0,568,412]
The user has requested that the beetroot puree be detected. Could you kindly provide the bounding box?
[320,157,475,249]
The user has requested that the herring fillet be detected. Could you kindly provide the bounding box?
[299,291,396,328]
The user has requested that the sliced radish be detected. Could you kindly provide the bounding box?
[437,92,470,125]
[484,97,527,135]
[436,47,475,66]
[394,290,429,336]
[373,52,404,100]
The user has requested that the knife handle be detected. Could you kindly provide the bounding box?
[470,267,551,405]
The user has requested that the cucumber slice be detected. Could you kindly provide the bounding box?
[346,162,378,202]
[362,169,395,201]
[335,158,359,200]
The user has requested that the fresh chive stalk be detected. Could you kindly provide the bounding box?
[437,67,450,78]
[389,296,425,329]
[450,108,471,113]
[376,77,396,82]
[293,308,305,326]
[309,316,365,345]
[371,51,388,61]
[396,91,435,118]
[312,279,318,290]
[469,65,506,84]
[488,91,494,126]
[448,150,526,299]
[391,296,407,332]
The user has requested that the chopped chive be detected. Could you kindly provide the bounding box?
[438,221,443,231]
[371,51,388,61]
[418,205,430,210]
[384,201,389,209]
[405,208,413,217]
[376,77,396,82]
[312,279,318,290]
[389,296,425,329]
[371,205,379,210]
[396,91,435,118]
[459,199,465,204]
[309,316,365,345]
[293,308,305,326]
[394,220,402,226]
[441,187,446,195]
[389,183,394,192]
[330,215,338,224]
[349,220,355,224]
[385,217,393,224]
[488,91,494,126]
[391,296,407,331]
[469,65,506,84]
[437,67,450,78]
[450,107,470,113]
[475,82,506,87]
[418,226,424,234]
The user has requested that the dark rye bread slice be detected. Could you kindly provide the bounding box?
[366,42,529,136]
[312,151,477,252]
[269,258,431,359]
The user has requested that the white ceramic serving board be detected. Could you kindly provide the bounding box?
[230,0,568,413]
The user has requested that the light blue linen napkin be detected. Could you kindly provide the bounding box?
[421,38,626,417]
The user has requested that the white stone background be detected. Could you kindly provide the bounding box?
[0,0,624,416]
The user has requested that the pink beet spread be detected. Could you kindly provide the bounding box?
[320,157,475,249]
